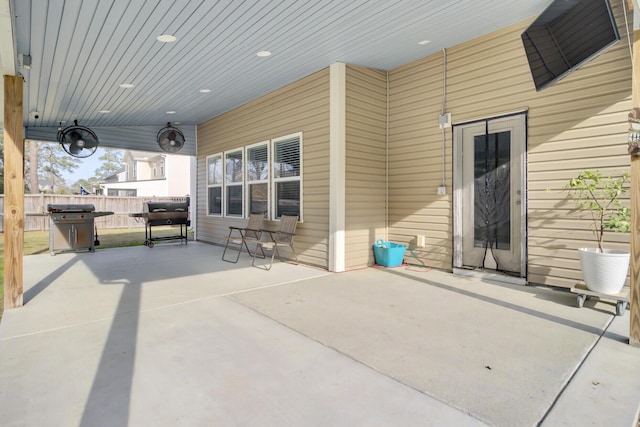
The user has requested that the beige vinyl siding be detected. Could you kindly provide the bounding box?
[196,68,331,268]
[388,51,453,269]
[344,65,387,269]
[388,1,631,287]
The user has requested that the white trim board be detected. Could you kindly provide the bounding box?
[329,62,346,272]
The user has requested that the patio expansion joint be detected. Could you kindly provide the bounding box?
[0,315,119,342]
[0,273,333,342]
[223,294,491,426]
[536,313,616,425]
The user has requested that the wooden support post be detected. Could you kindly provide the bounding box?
[631,16,640,344]
[3,75,24,309]
[632,156,640,346]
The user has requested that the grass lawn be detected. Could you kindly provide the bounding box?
[0,226,194,318]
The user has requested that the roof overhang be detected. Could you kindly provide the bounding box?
[8,0,551,147]
[25,125,197,156]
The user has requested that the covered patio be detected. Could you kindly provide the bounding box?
[0,242,638,426]
[3,1,640,424]
[1,1,640,346]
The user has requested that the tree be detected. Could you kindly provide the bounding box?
[566,170,630,252]
[38,143,80,193]
[25,140,40,193]
[72,177,100,195]
[95,148,124,179]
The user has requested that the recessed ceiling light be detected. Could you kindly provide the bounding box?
[166,111,176,114]
[418,40,431,45]
[199,89,211,93]
[157,34,177,43]
[119,83,135,88]
[256,50,272,57]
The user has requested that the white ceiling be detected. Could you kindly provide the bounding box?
[4,0,551,131]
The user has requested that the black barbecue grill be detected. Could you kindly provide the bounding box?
[129,198,190,247]
[47,204,114,254]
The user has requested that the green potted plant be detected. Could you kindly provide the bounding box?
[566,170,630,294]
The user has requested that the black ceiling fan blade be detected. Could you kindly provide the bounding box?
[172,138,184,149]
[70,128,98,149]
[68,141,82,155]
[69,130,83,143]
[81,132,99,149]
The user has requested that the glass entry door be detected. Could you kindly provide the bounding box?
[453,114,526,276]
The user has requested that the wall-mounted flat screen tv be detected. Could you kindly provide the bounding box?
[521,0,620,91]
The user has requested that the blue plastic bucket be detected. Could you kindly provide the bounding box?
[373,239,406,267]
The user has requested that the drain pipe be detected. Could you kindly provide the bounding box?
[440,48,447,192]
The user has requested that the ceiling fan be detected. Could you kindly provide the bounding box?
[57,120,100,158]
[157,122,185,153]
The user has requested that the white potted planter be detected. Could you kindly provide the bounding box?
[578,248,629,295]
[566,170,630,295]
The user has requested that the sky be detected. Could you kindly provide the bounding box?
[63,150,103,183]
[58,146,126,184]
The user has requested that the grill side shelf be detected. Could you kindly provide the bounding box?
[92,211,114,218]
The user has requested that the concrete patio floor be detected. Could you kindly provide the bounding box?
[0,241,639,426]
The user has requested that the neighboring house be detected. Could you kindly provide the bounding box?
[99,150,192,197]
[196,2,632,289]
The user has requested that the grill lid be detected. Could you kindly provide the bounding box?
[144,201,188,213]
[47,204,96,213]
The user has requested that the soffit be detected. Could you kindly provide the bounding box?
[11,0,550,131]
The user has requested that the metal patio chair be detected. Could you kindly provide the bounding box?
[252,214,299,270]
[222,213,266,263]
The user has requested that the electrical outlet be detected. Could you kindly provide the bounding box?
[439,112,451,129]
[416,235,426,248]
[437,186,447,195]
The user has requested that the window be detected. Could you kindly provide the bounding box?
[153,159,165,179]
[127,163,135,181]
[246,142,269,217]
[108,188,136,197]
[225,149,244,217]
[206,153,223,215]
[206,133,302,221]
[272,133,302,220]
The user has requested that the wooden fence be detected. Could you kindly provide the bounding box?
[0,194,189,232]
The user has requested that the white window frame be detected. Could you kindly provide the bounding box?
[156,158,165,178]
[206,153,223,216]
[271,132,303,221]
[245,141,270,219]
[224,148,244,217]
